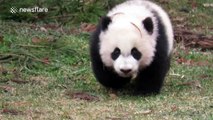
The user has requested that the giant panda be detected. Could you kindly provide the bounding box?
[90,0,173,95]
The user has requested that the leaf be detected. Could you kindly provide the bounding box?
[191,1,197,9]
[203,3,213,8]
[32,36,42,44]
[41,57,50,64]
[197,40,213,49]
[177,58,192,65]
[6,101,30,107]
[11,79,29,84]
[66,91,100,102]
[179,80,202,88]
[108,89,118,99]
[134,109,152,115]
[0,85,16,93]
[105,117,122,120]
[80,23,96,33]
[196,61,209,66]
[176,57,210,66]
[29,76,49,85]
[109,93,117,100]
[1,108,24,115]
[171,105,178,112]
[43,24,59,30]
[40,27,48,32]
[0,66,8,75]
[0,35,3,43]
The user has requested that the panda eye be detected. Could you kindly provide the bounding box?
[111,47,120,60]
[131,47,142,60]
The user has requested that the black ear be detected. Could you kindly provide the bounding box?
[101,16,112,31]
[142,17,153,34]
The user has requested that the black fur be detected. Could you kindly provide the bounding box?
[90,13,171,95]
[90,20,130,89]
[131,48,142,60]
[101,16,112,31]
[111,47,121,60]
[133,11,171,95]
[143,17,153,34]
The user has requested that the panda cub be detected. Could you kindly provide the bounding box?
[90,0,173,94]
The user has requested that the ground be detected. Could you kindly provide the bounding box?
[0,0,213,119]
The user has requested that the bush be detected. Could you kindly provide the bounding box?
[0,0,125,24]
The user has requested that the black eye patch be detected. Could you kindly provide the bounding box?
[131,48,142,60]
[111,47,120,60]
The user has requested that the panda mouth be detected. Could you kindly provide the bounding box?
[119,73,132,77]
[118,71,137,78]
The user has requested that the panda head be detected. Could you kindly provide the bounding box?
[99,15,157,78]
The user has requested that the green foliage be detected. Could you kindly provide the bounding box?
[0,0,125,24]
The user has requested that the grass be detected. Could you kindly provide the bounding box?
[0,0,213,119]
[165,0,213,35]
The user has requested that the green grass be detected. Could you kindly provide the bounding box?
[0,21,212,120]
[165,0,213,35]
[0,0,213,119]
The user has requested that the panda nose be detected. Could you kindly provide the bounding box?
[120,69,132,74]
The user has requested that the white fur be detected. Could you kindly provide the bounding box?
[139,0,174,54]
[107,0,173,54]
[114,55,139,77]
[99,0,173,77]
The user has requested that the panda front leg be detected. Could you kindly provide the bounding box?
[93,65,131,90]
[134,59,170,95]
[134,72,164,95]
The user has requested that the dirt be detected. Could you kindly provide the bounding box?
[1,108,25,115]
[66,91,100,102]
[174,27,213,50]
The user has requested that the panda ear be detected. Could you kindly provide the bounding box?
[101,16,112,31]
[142,17,153,34]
